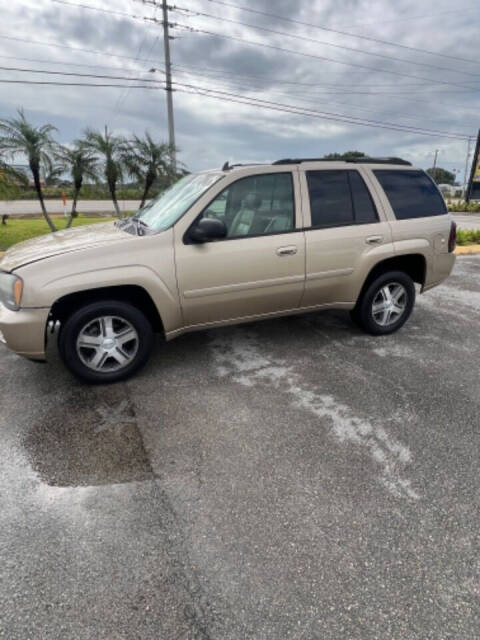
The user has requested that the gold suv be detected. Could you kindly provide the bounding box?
[0,157,456,383]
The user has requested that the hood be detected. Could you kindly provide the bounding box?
[0,222,135,272]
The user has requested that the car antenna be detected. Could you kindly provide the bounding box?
[222,161,231,171]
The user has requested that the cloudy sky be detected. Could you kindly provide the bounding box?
[0,0,478,180]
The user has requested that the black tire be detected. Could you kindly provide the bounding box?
[355,271,415,336]
[58,300,154,384]
[349,307,361,328]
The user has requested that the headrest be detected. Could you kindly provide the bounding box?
[242,193,262,209]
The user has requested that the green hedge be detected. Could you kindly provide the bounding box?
[456,229,480,246]
[11,185,164,200]
[448,201,480,212]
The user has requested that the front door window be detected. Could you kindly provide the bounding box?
[201,172,295,238]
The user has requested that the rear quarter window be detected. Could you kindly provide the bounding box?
[373,169,447,220]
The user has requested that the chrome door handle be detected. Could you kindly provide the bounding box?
[276,245,297,256]
[366,235,383,245]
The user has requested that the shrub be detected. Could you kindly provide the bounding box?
[448,200,480,212]
[456,229,480,245]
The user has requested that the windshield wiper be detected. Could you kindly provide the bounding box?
[131,217,150,236]
[115,216,150,236]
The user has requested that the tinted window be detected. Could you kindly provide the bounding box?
[201,173,294,239]
[374,169,447,219]
[306,170,378,228]
[307,171,353,227]
[349,171,378,223]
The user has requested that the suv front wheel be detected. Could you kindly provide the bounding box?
[352,271,416,335]
[58,300,154,383]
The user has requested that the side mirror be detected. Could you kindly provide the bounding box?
[189,217,227,243]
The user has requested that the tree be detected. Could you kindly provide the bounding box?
[426,167,455,185]
[0,109,58,231]
[55,142,98,228]
[122,132,173,208]
[84,126,124,217]
[323,151,367,160]
[43,157,65,187]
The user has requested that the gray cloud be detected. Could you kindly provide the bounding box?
[0,0,477,179]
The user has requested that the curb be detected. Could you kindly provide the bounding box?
[455,245,480,255]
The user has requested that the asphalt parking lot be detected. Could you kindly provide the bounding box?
[0,255,479,639]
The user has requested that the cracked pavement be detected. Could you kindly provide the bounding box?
[0,256,479,639]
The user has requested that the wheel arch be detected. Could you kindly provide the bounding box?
[50,285,165,334]
[356,254,426,306]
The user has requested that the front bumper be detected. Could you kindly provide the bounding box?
[0,304,50,361]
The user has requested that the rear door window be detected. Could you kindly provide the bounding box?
[373,169,447,219]
[306,170,378,228]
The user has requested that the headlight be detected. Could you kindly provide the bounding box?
[0,271,23,311]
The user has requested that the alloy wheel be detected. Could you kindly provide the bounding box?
[76,315,139,372]
[371,282,407,327]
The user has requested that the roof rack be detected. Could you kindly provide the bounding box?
[273,157,412,166]
[222,161,268,171]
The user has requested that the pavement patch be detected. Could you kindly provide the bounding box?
[23,386,151,487]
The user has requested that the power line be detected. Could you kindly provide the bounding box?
[50,0,148,20]
[177,86,471,140]
[169,67,477,115]
[169,62,430,89]
[0,34,165,65]
[174,81,471,139]
[176,85,471,140]
[0,53,153,74]
[169,63,480,97]
[0,72,471,139]
[169,4,480,79]
[170,24,480,92]
[338,4,479,28]
[37,4,480,91]
[109,14,161,125]
[199,0,479,65]
[0,79,162,88]
[0,64,164,83]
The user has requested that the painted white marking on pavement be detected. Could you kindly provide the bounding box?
[210,330,419,500]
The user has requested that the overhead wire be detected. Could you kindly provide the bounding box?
[174,81,471,139]
[48,0,480,90]
[198,0,479,65]
[168,3,480,79]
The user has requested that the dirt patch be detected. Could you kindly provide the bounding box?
[23,385,152,487]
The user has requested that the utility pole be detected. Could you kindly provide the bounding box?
[432,149,439,182]
[463,137,472,197]
[162,0,176,173]
[465,130,480,203]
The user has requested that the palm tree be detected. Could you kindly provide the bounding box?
[122,132,173,208]
[55,142,98,228]
[84,126,124,218]
[0,109,58,231]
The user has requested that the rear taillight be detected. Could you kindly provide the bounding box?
[448,221,457,253]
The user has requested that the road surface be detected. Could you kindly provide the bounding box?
[453,214,480,230]
[0,256,479,639]
[1,200,479,229]
[0,200,141,215]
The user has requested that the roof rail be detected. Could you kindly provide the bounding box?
[222,161,268,171]
[273,157,412,166]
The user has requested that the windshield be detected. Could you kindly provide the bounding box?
[135,172,224,231]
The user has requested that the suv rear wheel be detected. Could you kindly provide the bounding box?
[58,300,154,383]
[353,271,415,335]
